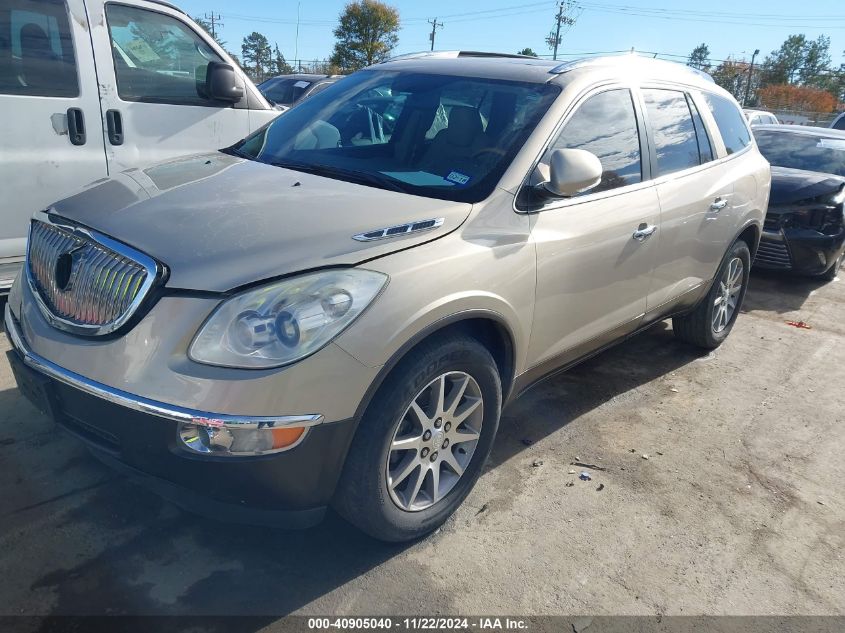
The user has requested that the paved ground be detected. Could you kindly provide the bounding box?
[1,270,843,620]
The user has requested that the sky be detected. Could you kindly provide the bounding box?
[174,0,845,70]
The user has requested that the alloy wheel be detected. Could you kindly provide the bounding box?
[713,257,744,334]
[386,371,484,512]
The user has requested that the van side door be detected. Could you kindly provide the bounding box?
[0,0,107,286]
[86,0,268,173]
[523,87,661,372]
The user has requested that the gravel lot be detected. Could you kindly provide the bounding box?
[1,270,843,619]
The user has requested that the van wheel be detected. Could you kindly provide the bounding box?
[333,335,501,542]
[673,240,751,349]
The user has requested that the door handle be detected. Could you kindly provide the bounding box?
[66,108,86,146]
[632,224,657,242]
[710,197,729,212]
[106,109,123,146]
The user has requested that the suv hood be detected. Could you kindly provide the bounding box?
[47,153,472,292]
[769,166,845,206]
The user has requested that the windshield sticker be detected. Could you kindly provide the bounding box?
[381,171,455,187]
[294,81,310,88]
[818,139,845,151]
[446,171,471,186]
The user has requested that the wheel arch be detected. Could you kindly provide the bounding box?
[351,310,517,426]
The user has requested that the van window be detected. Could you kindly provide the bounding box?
[106,4,223,106]
[0,0,78,97]
[546,89,642,193]
[703,92,752,155]
[642,89,701,176]
[832,115,845,131]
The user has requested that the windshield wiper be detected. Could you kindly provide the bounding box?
[267,159,410,194]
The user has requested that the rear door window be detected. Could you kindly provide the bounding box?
[687,94,714,163]
[106,4,223,105]
[0,0,78,97]
[642,89,700,176]
[546,88,642,193]
[703,92,752,155]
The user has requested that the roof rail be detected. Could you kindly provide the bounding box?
[549,54,714,83]
[384,50,540,63]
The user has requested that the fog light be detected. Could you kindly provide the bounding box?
[179,422,305,456]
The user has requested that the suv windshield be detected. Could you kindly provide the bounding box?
[755,130,845,177]
[231,70,560,203]
[260,77,313,106]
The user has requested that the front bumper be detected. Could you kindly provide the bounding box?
[4,305,358,527]
[754,227,845,275]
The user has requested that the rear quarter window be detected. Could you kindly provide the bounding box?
[703,92,752,155]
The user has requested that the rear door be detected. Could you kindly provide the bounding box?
[86,0,253,173]
[525,87,660,370]
[640,86,735,311]
[0,0,107,273]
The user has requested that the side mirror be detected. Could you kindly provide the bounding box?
[205,62,244,103]
[541,148,603,197]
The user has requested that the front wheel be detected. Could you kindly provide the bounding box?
[673,240,751,349]
[333,334,501,542]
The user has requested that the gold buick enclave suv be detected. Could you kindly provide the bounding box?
[5,52,770,541]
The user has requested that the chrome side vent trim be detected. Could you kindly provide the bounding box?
[353,217,445,242]
[26,211,163,336]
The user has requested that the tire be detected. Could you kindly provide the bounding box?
[673,240,751,349]
[819,251,843,282]
[333,334,502,542]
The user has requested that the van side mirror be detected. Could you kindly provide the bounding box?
[540,148,603,197]
[205,62,244,103]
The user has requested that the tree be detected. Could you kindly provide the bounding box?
[710,58,750,100]
[241,32,272,82]
[799,36,832,87]
[758,83,837,114]
[272,44,293,75]
[762,34,808,85]
[517,47,538,57]
[687,43,711,72]
[330,0,400,71]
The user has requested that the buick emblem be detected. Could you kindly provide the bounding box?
[55,252,74,291]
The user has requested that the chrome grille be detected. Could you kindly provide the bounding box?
[26,216,159,336]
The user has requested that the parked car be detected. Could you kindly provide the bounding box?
[752,125,845,280]
[258,73,343,110]
[744,109,779,126]
[5,52,769,542]
[0,0,279,293]
[831,112,845,131]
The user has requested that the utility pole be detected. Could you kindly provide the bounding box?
[203,12,223,40]
[547,2,575,61]
[428,18,443,52]
[743,48,760,106]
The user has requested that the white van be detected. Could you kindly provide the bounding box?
[0,0,279,290]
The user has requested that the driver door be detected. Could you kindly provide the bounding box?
[525,87,660,370]
[86,0,251,173]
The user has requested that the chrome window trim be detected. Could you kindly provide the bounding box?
[4,304,324,430]
[26,210,164,337]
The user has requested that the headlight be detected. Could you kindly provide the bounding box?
[189,269,387,369]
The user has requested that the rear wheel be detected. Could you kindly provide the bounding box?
[333,334,501,542]
[673,240,751,349]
